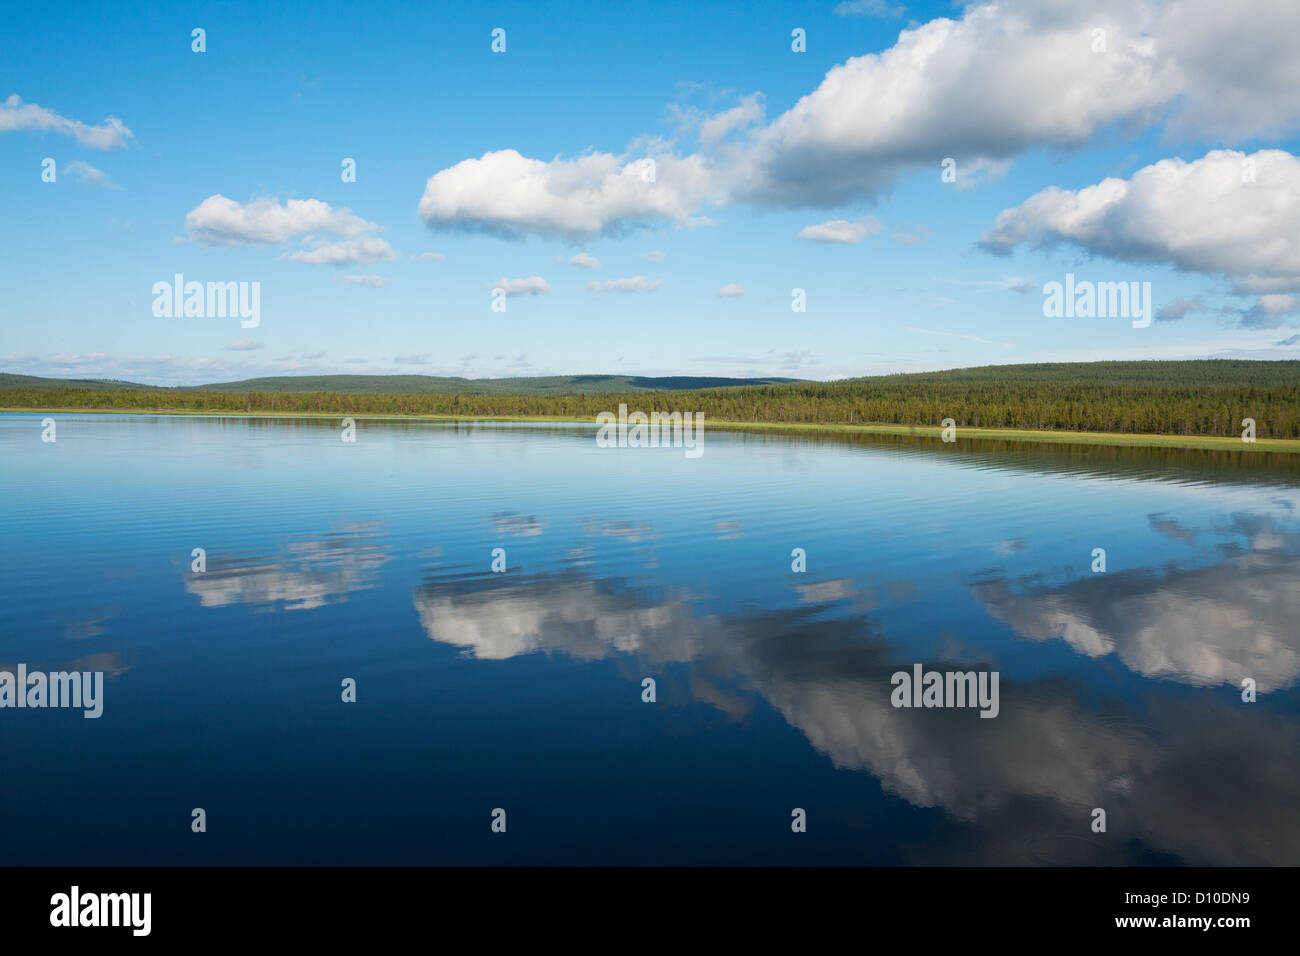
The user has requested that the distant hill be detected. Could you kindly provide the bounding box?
[187,374,804,394]
[841,360,1300,387]
[0,373,157,390]
[0,372,803,395]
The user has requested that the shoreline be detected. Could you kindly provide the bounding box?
[3,406,1298,453]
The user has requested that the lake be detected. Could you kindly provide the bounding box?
[1,413,1297,865]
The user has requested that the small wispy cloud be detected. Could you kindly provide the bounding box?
[833,0,905,18]
[224,340,264,351]
[587,276,662,293]
[492,276,551,296]
[939,274,1032,294]
[1238,294,1299,330]
[0,94,134,149]
[798,218,883,244]
[951,157,1012,192]
[892,225,929,245]
[1156,297,1207,323]
[285,236,396,265]
[905,326,1014,349]
[64,160,120,189]
[673,92,766,145]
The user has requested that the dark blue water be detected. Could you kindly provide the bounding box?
[2,413,1297,865]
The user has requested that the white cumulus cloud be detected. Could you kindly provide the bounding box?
[185,195,380,246]
[980,149,1300,327]
[418,148,718,239]
[410,1,1300,227]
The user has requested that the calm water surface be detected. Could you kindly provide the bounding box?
[2,413,1297,865]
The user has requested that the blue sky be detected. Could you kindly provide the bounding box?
[3,0,1299,384]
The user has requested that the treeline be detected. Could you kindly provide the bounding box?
[855,359,1300,388]
[4,376,1298,437]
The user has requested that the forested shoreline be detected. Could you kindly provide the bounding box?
[4,372,1297,438]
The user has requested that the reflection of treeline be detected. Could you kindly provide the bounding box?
[3,374,1298,437]
[765,430,1300,487]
